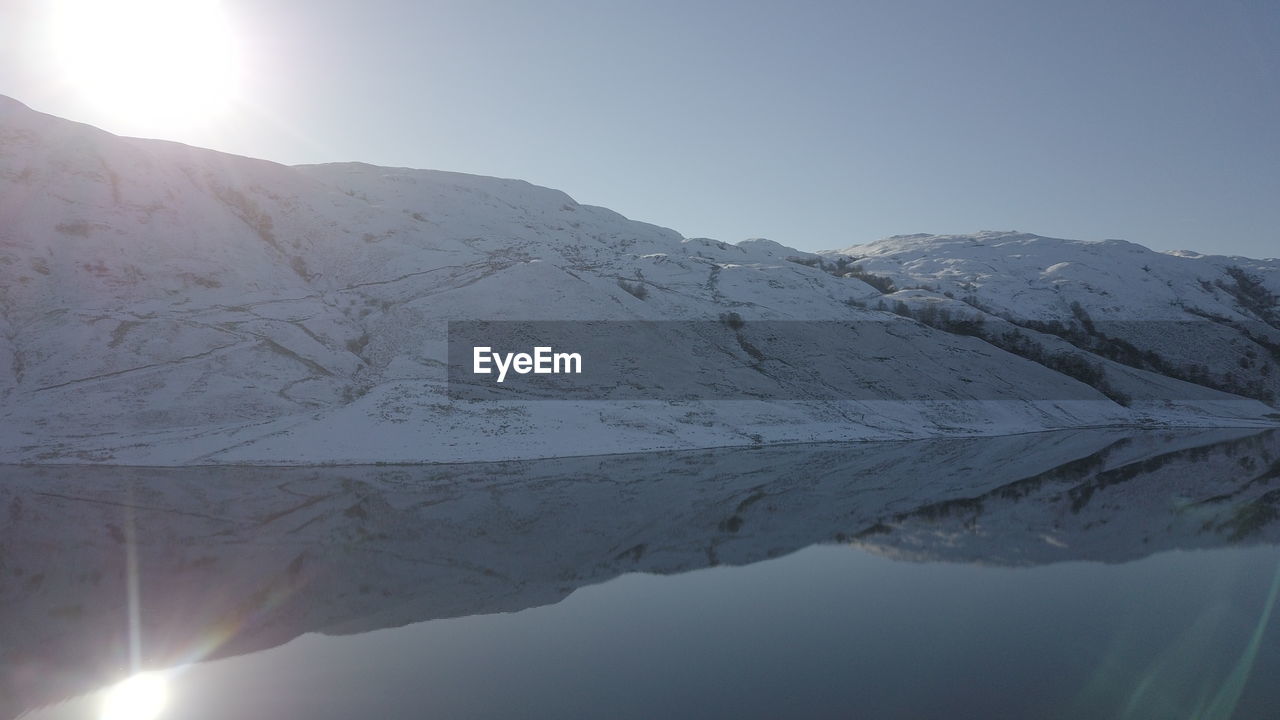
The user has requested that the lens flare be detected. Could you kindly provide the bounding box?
[100,672,168,720]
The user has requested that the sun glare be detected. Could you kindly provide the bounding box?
[50,0,240,131]
[100,671,169,720]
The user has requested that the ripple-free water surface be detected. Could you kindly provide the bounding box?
[5,428,1280,719]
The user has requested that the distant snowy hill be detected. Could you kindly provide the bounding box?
[825,231,1280,406]
[0,96,1277,463]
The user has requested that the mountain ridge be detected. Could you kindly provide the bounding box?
[1,95,1277,464]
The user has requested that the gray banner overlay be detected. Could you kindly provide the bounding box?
[446,320,1280,402]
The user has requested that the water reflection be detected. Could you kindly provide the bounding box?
[3,428,1278,719]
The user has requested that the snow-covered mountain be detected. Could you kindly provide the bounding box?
[1,96,1278,463]
[825,231,1280,407]
[2,428,1276,718]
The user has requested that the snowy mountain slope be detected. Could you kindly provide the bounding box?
[825,231,1280,406]
[2,428,1276,718]
[0,96,1277,463]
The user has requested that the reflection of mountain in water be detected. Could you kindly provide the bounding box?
[3,428,1279,717]
[855,429,1280,565]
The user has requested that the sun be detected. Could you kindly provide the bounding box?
[100,671,169,720]
[49,0,240,132]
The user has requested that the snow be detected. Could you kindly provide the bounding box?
[1,97,1278,465]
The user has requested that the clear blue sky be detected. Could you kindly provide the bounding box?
[3,0,1278,257]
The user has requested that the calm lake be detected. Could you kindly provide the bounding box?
[4,428,1279,719]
